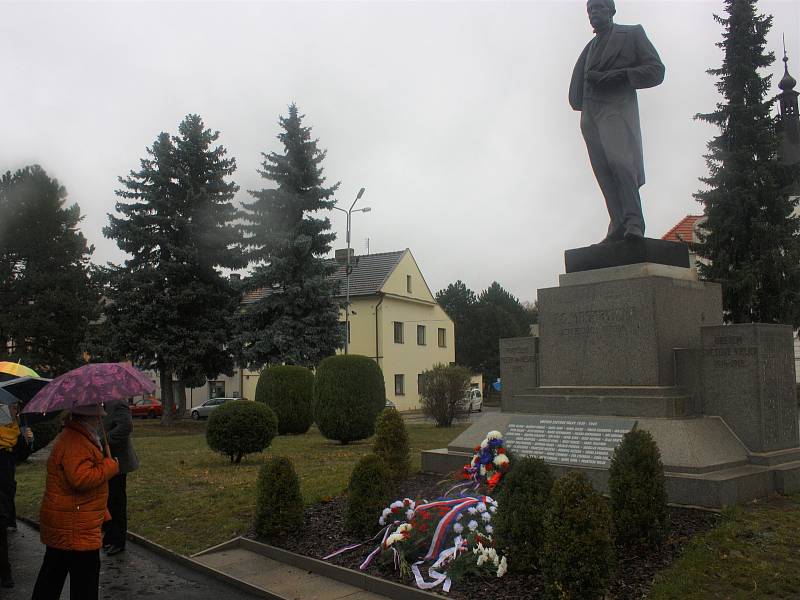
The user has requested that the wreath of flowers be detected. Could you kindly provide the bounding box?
[462,430,510,490]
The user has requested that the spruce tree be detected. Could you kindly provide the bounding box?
[695,0,800,324]
[103,115,243,421]
[239,104,341,368]
[0,165,99,374]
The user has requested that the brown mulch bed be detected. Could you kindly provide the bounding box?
[254,473,720,599]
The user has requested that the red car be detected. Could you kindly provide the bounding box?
[130,397,165,419]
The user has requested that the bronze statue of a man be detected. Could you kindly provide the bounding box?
[569,0,665,242]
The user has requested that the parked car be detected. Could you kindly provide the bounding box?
[131,397,163,419]
[190,397,242,420]
[464,388,483,412]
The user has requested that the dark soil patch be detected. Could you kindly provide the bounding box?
[256,473,721,599]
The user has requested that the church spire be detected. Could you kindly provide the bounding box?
[777,36,799,165]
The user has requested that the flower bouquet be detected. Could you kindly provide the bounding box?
[450,430,510,494]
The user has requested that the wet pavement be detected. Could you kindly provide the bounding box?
[5,522,260,599]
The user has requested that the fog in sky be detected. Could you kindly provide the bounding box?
[2,0,799,303]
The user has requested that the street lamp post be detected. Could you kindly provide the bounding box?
[333,187,370,354]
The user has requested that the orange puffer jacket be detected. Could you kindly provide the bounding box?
[39,420,119,551]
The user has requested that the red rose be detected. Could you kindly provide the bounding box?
[498,448,506,454]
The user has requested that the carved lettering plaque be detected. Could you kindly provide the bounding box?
[505,415,637,468]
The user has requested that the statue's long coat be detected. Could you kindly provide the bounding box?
[569,24,665,188]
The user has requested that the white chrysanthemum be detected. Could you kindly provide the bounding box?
[379,516,386,526]
[487,430,502,440]
[497,556,507,577]
[453,522,464,534]
[406,509,414,520]
[481,511,492,522]
[480,439,489,449]
[485,524,494,535]
[476,502,487,513]
[493,454,510,468]
[468,507,478,515]
[476,553,488,567]
[456,512,463,521]
[489,506,497,513]
[398,523,413,534]
[468,520,479,531]
[390,500,403,509]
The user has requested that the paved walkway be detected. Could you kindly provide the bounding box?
[6,522,260,599]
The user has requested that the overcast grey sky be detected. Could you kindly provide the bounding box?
[2,0,799,303]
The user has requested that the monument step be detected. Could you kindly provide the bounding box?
[521,385,689,397]
[509,387,694,418]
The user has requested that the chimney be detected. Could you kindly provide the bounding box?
[335,248,354,264]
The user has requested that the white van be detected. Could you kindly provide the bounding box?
[464,388,483,412]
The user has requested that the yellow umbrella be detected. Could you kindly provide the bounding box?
[0,362,39,380]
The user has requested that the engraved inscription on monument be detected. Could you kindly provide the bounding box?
[505,415,637,467]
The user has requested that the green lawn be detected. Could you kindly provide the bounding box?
[15,420,466,555]
[650,495,800,599]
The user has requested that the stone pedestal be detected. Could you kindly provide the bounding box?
[499,337,538,411]
[702,324,799,453]
[538,275,722,386]
[422,239,800,507]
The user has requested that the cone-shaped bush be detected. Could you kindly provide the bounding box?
[206,400,278,464]
[608,428,668,548]
[372,407,410,481]
[313,354,385,444]
[255,456,304,539]
[493,457,554,572]
[256,365,314,435]
[345,454,395,537]
[541,472,614,600]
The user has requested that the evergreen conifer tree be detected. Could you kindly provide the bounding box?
[103,115,243,421]
[695,0,800,324]
[0,165,98,374]
[239,104,341,367]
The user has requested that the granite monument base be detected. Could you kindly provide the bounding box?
[420,412,800,507]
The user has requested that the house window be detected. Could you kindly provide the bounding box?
[417,325,426,345]
[208,381,225,398]
[418,373,426,396]
[438,328,447,347]
[340,321,350,344]
[407,275,412,293]
[394,321,404,343]
[395,374,405,396]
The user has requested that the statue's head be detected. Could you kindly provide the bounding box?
[587,0,615,32]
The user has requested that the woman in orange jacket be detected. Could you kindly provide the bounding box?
[31,404,119,600]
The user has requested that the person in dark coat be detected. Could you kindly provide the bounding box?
[568,0,665,242]
[0,403,33,588]
[101,401,138,555]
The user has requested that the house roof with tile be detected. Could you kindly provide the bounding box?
[241,250,406,304]
[661,215,704,243]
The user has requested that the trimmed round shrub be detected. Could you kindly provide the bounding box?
[313,355,385,444]
[255,456,304,539]
[493,457,554,572]
[345,454,395,537]
[608,428,668,548]
[256,365,314,435]
[541,472,614,600]
[372,407,410,482]
[206,400,278,464]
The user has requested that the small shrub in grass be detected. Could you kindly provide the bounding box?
[256,365,314,435]
[372,408,410,481]
[255,456,304,539]
[206,400,278,464]
[493,457,554,572]
[541,472,614,600]
[313,354,385,444]
[345,454,395,537]
[419,363,471,427]
[608,428,668,549]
